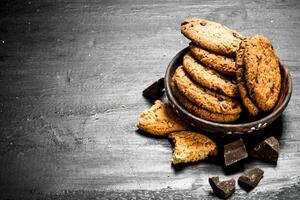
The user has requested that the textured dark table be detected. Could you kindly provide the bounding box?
[0,0,300,199]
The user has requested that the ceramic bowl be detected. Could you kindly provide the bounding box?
[165,47,292,134]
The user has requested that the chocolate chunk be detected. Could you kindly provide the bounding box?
[209,177,235,199]
[238,168,264,191]
[200,21,207,26]
[221,102,228,110]
[249,136,279,162]
[224,139,248,167]
[142,78,164,101]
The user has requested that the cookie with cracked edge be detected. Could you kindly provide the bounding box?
[243,35,281,111]
[236,42,260,116]
[137,100,187,136]
[183,51,238,97]
[171,80,240,123]
[181,18,244,56]
[189,42,236,76]
[168,131,218,164]
[173,66,242,115]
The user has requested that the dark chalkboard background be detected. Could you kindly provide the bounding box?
[0,0,300,199]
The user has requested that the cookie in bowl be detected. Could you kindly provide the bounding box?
[182,51,238,97]
[181,18,244,56]
[189,42,236,76]
[171,81,240,123]
[236,35,281,115]
[172,66,242,115]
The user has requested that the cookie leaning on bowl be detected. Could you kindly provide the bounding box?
[243,35,281,111]
[236,35,281,116]
[183,51,238,97]
[173,66,242,115]
[181,18,244,56]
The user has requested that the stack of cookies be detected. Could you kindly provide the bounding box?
[137,18,282,163]
[136,18,283,198]
[171,18,281,123]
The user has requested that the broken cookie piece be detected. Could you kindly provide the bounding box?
[137,100,186,136]
[249,136,279,162]
[209,177,235,199]
[238,168,264,191]
[142,78,165,101]
[168,131,218,165]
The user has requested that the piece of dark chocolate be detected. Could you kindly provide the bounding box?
[142,78,164,101]
[209,176,235,199]
[249,136,279,162]
[224,139,248,167]
[238,168,264,191]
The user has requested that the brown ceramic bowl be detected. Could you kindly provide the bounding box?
[165,47,292,134]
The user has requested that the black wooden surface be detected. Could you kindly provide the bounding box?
[0,0,300,199]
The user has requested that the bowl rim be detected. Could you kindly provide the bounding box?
[165,47,293,130]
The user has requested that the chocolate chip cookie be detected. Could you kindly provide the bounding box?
[189,43,236,76]
[171,81,240,123]
[183,51,238,97]
[236,42,260,116]
[243,35,281,111]
[173,66,242,115]
[181,18,244,56]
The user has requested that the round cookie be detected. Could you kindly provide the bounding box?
[243,35,281,111]
[181,18,244,56]
[173,66,242,115]
[189,43,236,76]
[171,82,240,123]
[183,51,238,97]
[236,42,260,116]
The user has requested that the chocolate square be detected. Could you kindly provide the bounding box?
[249,136,279,162]
[224,139,248,167]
